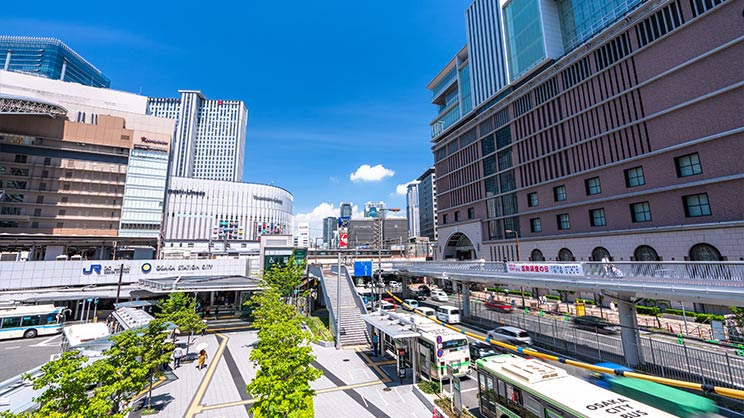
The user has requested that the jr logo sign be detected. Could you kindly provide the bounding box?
[82,264,102,275]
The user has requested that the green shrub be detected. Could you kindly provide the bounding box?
[507,290,532,297]
[303,316,334,341]
[545,294,561,301]
[576,299,595,305]
[694,313,725,323]
[636,305,661,316]
[418,380,440,394]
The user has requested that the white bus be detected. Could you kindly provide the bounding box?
[414,316,470,380]
[476,354,677,418]
[0,304,66,340]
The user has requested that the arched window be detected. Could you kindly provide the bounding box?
[591,247,611,261]
[530,249,545,261]
[633,245,659,261]
[558,248,574,261]
[689,243,722,261]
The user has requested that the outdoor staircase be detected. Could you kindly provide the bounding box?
[318,265,369,347]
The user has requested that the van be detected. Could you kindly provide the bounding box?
[415,307,436,318]
[436,305,460,324]
[431,289,449,302]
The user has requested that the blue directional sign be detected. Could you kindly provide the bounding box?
[354,261,373,277]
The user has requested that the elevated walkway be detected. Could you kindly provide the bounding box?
[391,260,744,306]
[309,264,368,347]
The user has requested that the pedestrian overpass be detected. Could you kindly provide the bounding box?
[387,260,744,367]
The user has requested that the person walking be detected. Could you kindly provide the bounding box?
[372,332,379,357]
[173,346,184,369]
[197,349,208,370]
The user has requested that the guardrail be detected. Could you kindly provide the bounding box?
[391,260,744,285]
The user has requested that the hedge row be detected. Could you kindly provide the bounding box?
[634,306,724,322]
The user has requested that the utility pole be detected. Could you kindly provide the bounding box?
[336,252,342,349]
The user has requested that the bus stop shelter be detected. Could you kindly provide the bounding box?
[361,311,421,382]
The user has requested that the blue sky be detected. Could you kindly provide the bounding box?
[2,1,472,237]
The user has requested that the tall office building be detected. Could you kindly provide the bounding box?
[296,222,310,248]
[429,0,743,262]
[147,90,248,182]
[340,202,353,218]
[322,217,337,247]
[417,168,438,242]
[406,182,420,239]
[0,36,110,88]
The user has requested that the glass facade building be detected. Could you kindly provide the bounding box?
[119,146,170,238]
[503,0,546,80]
[0,36,110,88]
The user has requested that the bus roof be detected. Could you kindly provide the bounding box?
[609,376,718,417]
[478,355,677,418]
[0,304,60,316]
[63,323,110,347]
[414,316,468,342]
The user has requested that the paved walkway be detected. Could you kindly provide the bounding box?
[130,329,434,418]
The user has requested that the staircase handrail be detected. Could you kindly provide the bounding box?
[309,264,337,337]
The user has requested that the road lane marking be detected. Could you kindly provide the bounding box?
[183,333,229,418]
[4,346,20,349]
[31,335,61,347]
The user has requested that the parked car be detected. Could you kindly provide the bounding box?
[415,285,431,300]
[431,290,449,302]
[382,298,397,309]
[484,300,513,313]
[374,301,395,312]
[469,342,500,362]
[487,326,533,346]
[572,315,620,334]
[403,299,419,309]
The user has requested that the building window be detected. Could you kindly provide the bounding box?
[530,218,542,233]
[36,196,44,204]
[56,222,64,228]
[33,208,42,217]
[61,197,68,203]
[443,214,448,224]
[59,209,66,216]
[557,213,570,230]
[31,221,39,229]
[467,208,475,219]
[585,177,601,195]
[43,157,51,166]
[39,183,47,191]
[454,211,460,222]
[6,181,27,190]
[625,166,645,187]
[527,192,538,207]
[630,202,652,222]
[63,184,70,191]
[589,208,606,226]
[683,193,711,217]
[14,155,27,163]
[675,153,702,177]
[553,185,567,202]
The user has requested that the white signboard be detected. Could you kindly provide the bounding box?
[506,263,584,276]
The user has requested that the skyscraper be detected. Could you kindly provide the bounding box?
[0,36,110,88]
[322,217,338,247]
[147,90,248,182]
[417,168,438,241]
[429,0,743,262]
[340,202,353,219]
[406,182,420,238]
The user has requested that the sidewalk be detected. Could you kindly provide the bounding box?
[127,329,436,418]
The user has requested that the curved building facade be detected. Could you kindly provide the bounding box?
[163,177,293,257]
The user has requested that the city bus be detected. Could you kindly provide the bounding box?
[477,354,677,418]
[0,304,66,340]
[414,316,470,380]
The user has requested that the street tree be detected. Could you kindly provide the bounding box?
[263,256,306,298]
[156,292,206,353]
[247,284,321,418]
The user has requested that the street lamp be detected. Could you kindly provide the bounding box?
[505,229,524,308]
[376,208,400,308]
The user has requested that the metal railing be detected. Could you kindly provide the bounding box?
[463,299,744,390]
[392,260,744,285]
[308,264,336,336]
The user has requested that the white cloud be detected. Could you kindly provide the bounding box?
[395,180,419,196]
[295,203,339,238]
[350,164,395,182]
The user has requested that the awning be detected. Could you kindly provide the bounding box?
[137,275,263,293]
[0,286,136,303]
[360,312,421,340]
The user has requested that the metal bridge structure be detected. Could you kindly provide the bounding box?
[388,260,744,367]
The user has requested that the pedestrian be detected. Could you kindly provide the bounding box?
[197,349,207,370]
[201,319,207,336]
[214,305,219,320]
[173,346,184,369]
[372,332,379,357]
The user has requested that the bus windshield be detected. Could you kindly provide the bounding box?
[442,338,467,349]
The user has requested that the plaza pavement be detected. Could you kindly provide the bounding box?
[132,328,435,418]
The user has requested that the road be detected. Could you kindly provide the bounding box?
[0,333,62,382]
[410,296,744,390]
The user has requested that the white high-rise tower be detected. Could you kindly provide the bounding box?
[148,90,248,182]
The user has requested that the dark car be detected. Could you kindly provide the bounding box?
[414,285,431,300]
[469,342,500,363]
[572,315,620,334]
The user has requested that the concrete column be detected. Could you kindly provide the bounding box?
[60,60,67,81]
[616,295,643,367]
[210,292,215,308]
[462,283,471,319]
[4,51,10,71]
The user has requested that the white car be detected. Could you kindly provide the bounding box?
[403,299,419,309]
[487,326,533,346]
[431,290,449,302]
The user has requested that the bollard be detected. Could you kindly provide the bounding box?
[677,334,684,345]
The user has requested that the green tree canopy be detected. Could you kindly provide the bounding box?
[263,256,306,297]
[247,282,321,418]
[156,292,206,335]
